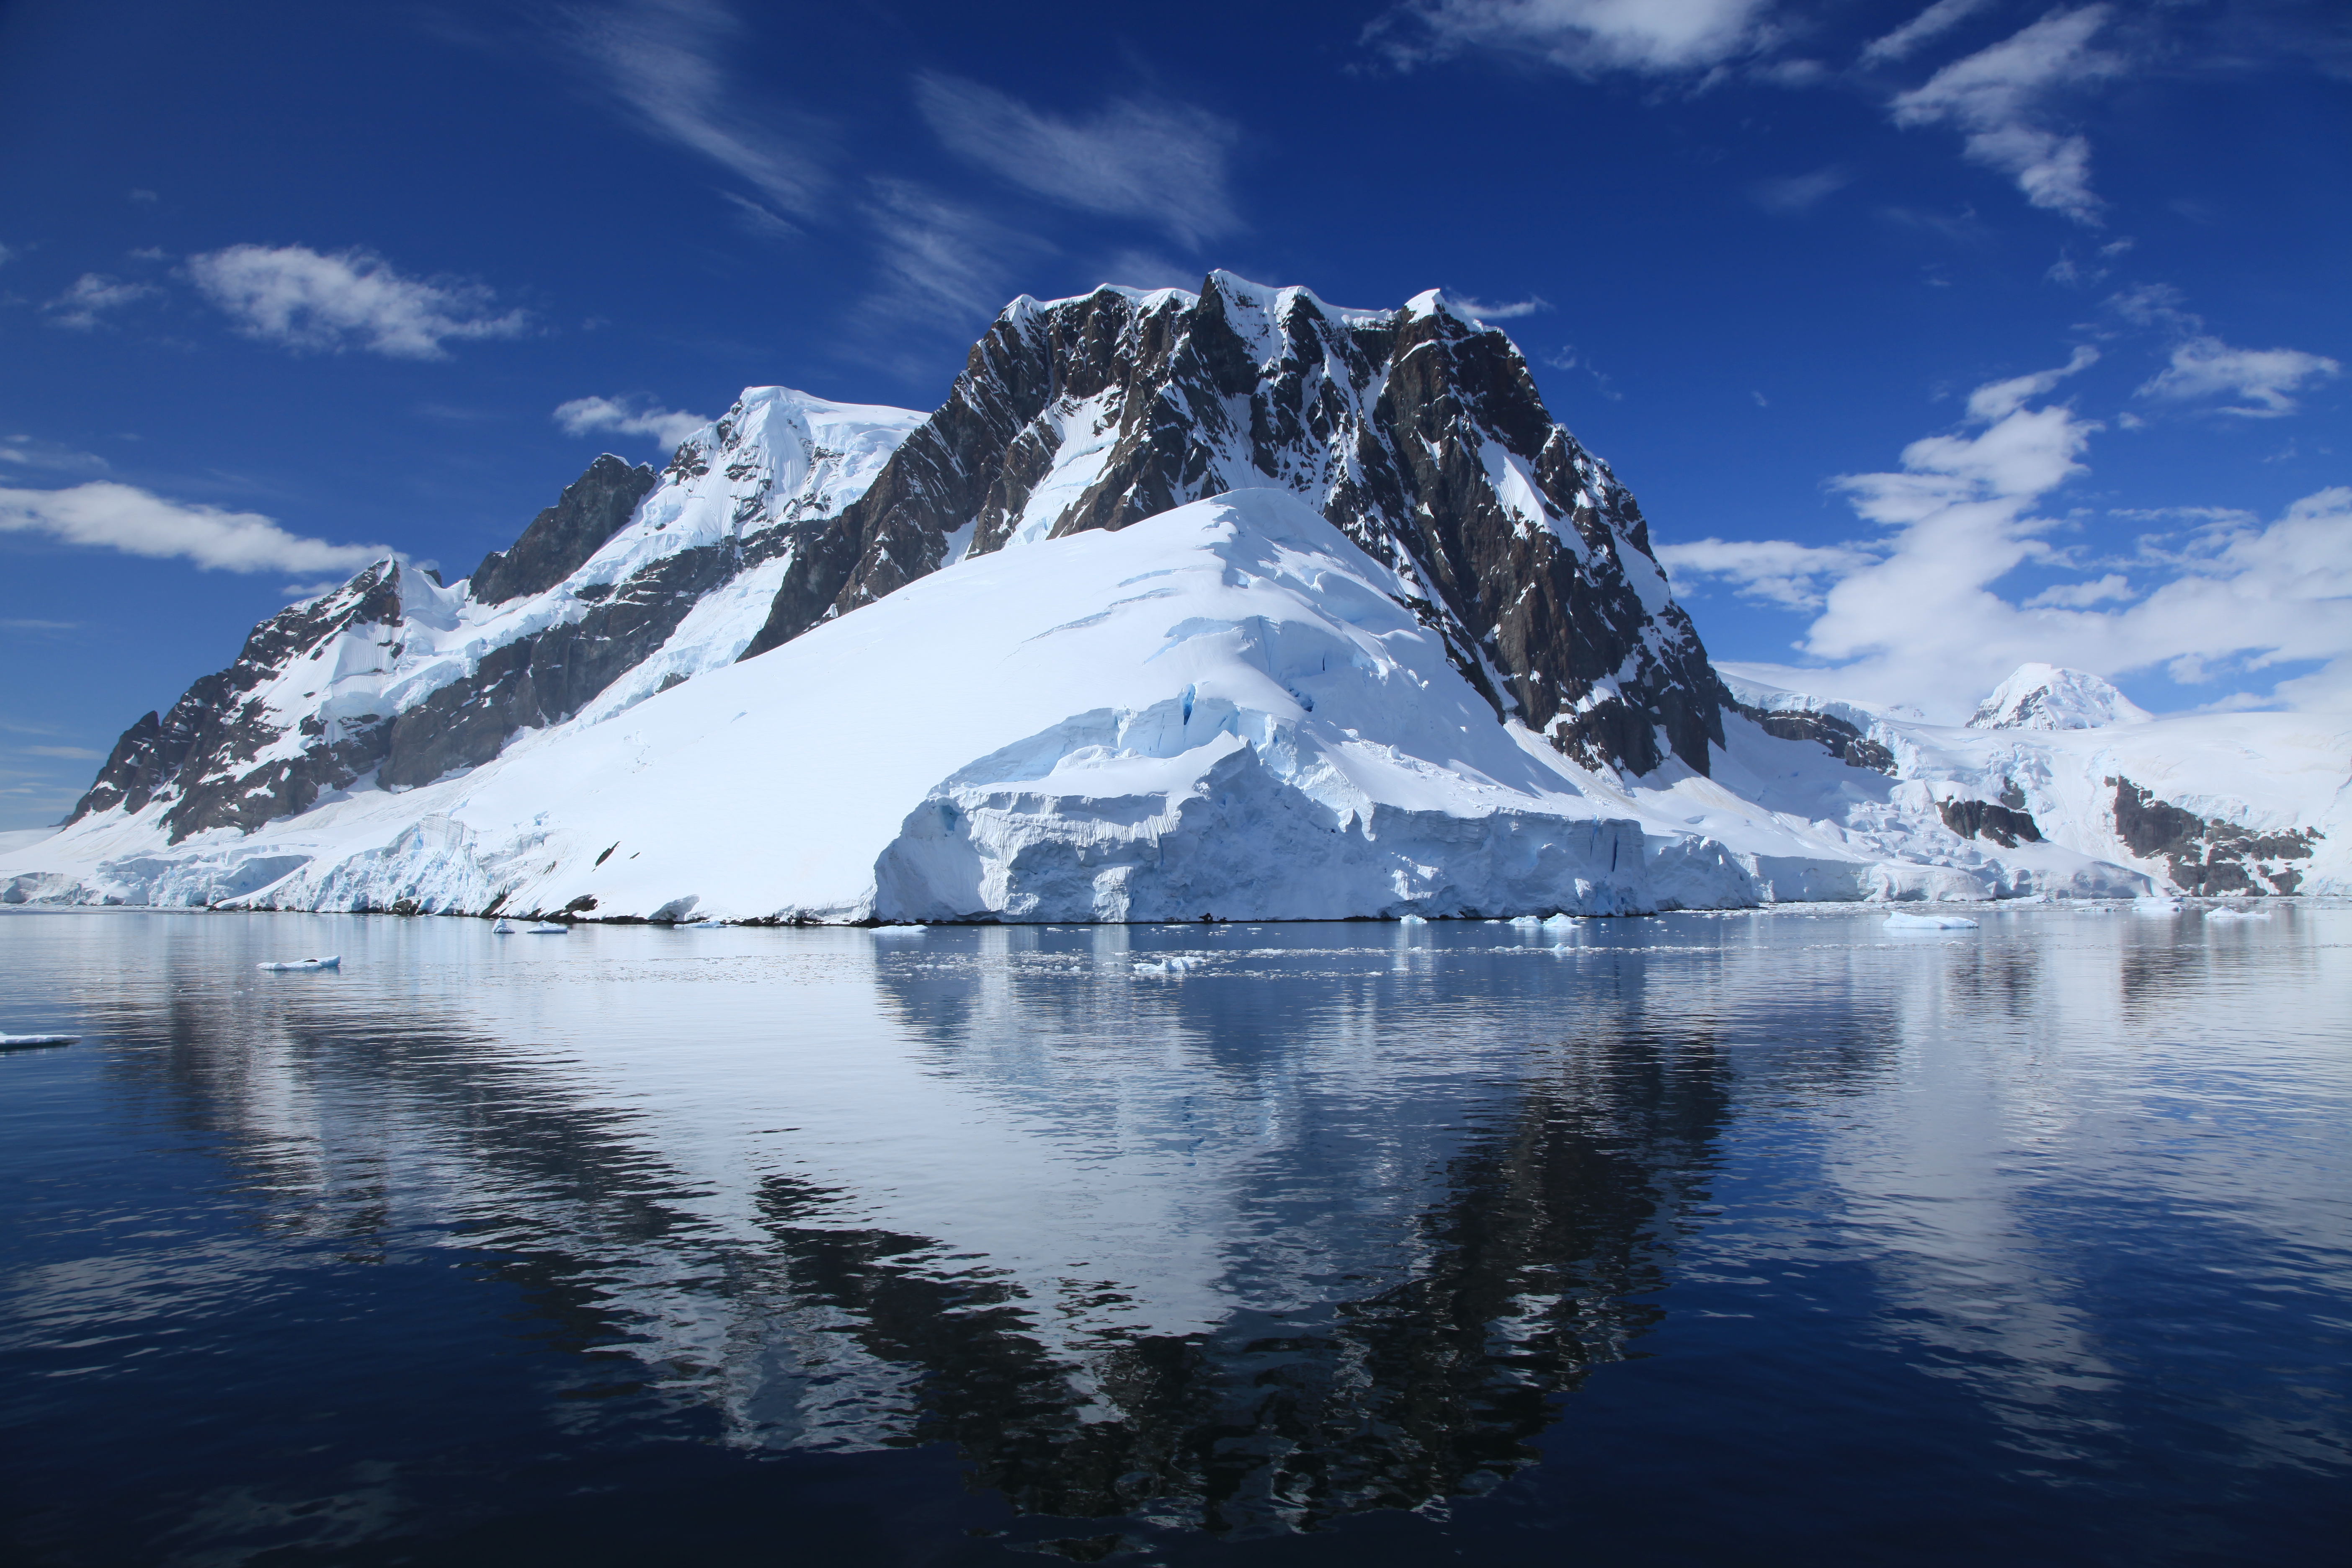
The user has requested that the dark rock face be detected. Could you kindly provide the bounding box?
[71,454,731,839]
[1937,797,2043,849]
[743,274,1728,775]
[1733,702,1896,774]
[2110,776,2318,894]
[468,454,655,606]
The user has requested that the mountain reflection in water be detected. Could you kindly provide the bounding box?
[1,908,2345,1566]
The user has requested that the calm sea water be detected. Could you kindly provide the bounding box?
[1,905,2346,1567]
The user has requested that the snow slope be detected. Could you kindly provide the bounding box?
[1711,668,2348,898]
[3,493,1856,921]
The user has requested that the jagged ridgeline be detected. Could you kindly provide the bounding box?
[70,273,1727,844]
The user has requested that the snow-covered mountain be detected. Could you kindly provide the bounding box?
[3,275,2343,916]
[1968,663,2153,731]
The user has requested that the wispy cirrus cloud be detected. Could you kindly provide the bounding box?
[1367,0,1778,75]
[1446,292,1551,321]
[1890,6,2122,225]
[554,395,710,449]
[562,0,830,220]
[187,245,529,358]
[858,179,1053,334]
[0,482,391,576]
[1859,0,1996,67]
[1749,165,1850,213]
[43,273,159,330]
[913,74,1241,249]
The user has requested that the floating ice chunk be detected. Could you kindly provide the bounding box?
[686,919,726,929]
[1132,955,1207,975]
[1883,913,1978,931]
[1397,914,1429,926]
[1541,912,1580,930]
[492,918,515,934]
[2203,907,2271,921]
[2134,897,2183,914]
[1508,916,1542,928]
[0,1033,77,1048]
[872,924,927,938]
[257,956,341,971]
[526,922,568,934]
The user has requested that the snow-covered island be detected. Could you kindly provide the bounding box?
[4,275,2344,920]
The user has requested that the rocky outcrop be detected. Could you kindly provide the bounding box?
[742,274,1727,776]
[2110,776,2319,893]
[468,454,656,606]
[70,561,407,841]
[1733,701,1895,773]
[1937,797,2043,849]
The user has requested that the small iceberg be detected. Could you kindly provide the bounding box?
[686,919,726,929]
[1398,913,1429,926]
[492,918,515,934]
[0,1033,77,1049]
[1541,912,1580,931]
[872,924,927,938]
[1133,955,1207,976]
[1883,913,1978,931]
[2135,896,2184,914]
[257,956,341,972]
[526,922,568,934]
[2204,907,2272,921]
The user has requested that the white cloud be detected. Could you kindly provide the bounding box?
[187,245,529,359]
[1859,0,1994,66]
[913,74,1240,248]
[2023,572,2133,607]
[1446,292,1552,320]
[1890,5,2121,224]
[1657,536,1877,608]
[858,180,1052,333]
[2137,336,2342,418]
[1666,357,2352,718]
[1098,250,1204,292]
[554,395,709,450]
[0,482,392,575]
[567,0,830,219]
[1370,0,1777,74]
[44,273,159,329]
[1749,166,1850,213]
[27,744,102,760]
[0,436,108,474]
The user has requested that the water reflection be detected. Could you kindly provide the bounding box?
[1,906,2347,1563]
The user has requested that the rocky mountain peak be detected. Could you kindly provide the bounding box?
[743,272,1726,776]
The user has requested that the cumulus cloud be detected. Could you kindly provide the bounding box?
[913,74,1240,248]
[186,245,528,359]
[567,0,830,219]
[554,395,709,449]
[44,273,159,329]
[1890,6,2121,224]
[1662,355,2352,718]
[2137,337,2342,418]
[1860,0,1995,66]
[0,482,391,576]
[1369,0,1777,74]
[1657,537,1877,609]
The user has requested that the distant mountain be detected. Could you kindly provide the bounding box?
[1968,663,2154,731]
[3,275,2342,916]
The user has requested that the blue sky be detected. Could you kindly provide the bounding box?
[2,0,2347,828]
